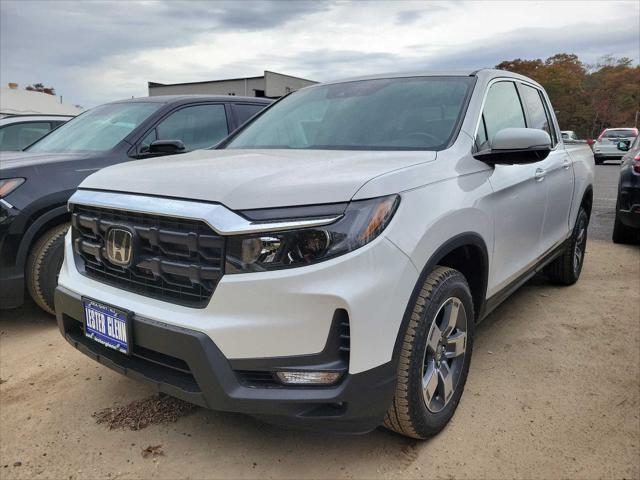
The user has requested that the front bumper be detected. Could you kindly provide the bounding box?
[617,176,640,229]
[0,202,24,309]
[0,268,24,309]
[616,165,640,228]
[58,227,418,374]
[617,208,640,229]
[55,285,396,433]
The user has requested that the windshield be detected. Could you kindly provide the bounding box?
[225,76,474,151]
[28,102,161,152]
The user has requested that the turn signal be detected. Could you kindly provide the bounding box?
[0,178,25,198]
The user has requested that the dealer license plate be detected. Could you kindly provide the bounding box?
[82,298,131,354]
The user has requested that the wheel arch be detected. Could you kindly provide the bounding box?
[391,232,489,366]
[581,184,593,218]
[17,205,69,274]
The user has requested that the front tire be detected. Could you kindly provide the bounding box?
[26,223,69,315]
[384,266,474,439]
[545,207,588,285]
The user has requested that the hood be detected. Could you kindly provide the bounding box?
[0,151,95,171]
[80,149,437,209]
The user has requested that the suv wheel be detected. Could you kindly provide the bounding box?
[384,266,474,439]
[545,206,588,285]
[26,223,69,315]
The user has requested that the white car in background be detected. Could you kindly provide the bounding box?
[593,127,639,164]
[561,130,581,143]
[0,114,73,151]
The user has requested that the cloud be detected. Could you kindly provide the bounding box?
[396,10,425,25]
[0,0,329,67]
[1,0,637,108]
[395,3,452,25]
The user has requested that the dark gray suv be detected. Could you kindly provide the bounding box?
[0,95,271,314]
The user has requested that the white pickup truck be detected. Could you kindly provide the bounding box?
[55,69,594,438]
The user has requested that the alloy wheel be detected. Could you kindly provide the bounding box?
[573,216,587,275]
[421,297,468,413]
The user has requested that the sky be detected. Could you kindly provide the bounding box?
[1,0,639,108]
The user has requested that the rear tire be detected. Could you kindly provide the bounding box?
[26,223,69,315]
[384,266,474,439]
[612,210,639,244]
[545,207,588,285]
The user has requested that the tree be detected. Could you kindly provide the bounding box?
[25,83,56,96]
[497,53,639,138]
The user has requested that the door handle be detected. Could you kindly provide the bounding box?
[562,158,571,169]
[534,168,546,181]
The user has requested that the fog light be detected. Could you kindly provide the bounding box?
[275,371,343,385]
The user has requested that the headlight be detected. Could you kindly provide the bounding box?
[0,178,25,198]
[225,195,399,273]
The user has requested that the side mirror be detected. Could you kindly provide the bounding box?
[148,139,186,155]
[586,138,595,146]
[617,140,630,152]
[474,128,551,165]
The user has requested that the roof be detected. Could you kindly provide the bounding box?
[0,114,74,125]
[108,95,273,105]
[317,68,540,87]
[148,70,317,88]
[322,70,479,85]
[148,77,263,88]
[0,88,84,116]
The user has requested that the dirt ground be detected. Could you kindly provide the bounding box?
[1,239,639,480]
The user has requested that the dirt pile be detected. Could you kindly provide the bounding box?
[93,394,197,430]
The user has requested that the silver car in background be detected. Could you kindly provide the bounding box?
[0,114,72,151]
[593,127,639,164]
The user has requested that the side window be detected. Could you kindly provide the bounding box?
[234,104,266,126]
[476,81,526,150]
[154,104,228,152]
[139,129,157,154]
[0,122,52,151]
[519,84,557,146]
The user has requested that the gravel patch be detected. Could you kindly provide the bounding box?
[93,394,197,431]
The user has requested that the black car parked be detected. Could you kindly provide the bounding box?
[613,136,640,244]
[0,95,271,313]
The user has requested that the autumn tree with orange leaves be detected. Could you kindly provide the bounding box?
[497,54,639,139]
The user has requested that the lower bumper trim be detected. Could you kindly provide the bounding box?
[54,285,396,434]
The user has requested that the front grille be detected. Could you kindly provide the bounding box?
[71,204,224,308]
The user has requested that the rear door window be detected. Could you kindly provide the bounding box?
[519,84,557,146]
[233,104,266,126]
[0,121,52,151]
[604,129,638,138]
[476,81,526,150]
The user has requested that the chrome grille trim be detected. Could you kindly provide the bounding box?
[69,189,342,235]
